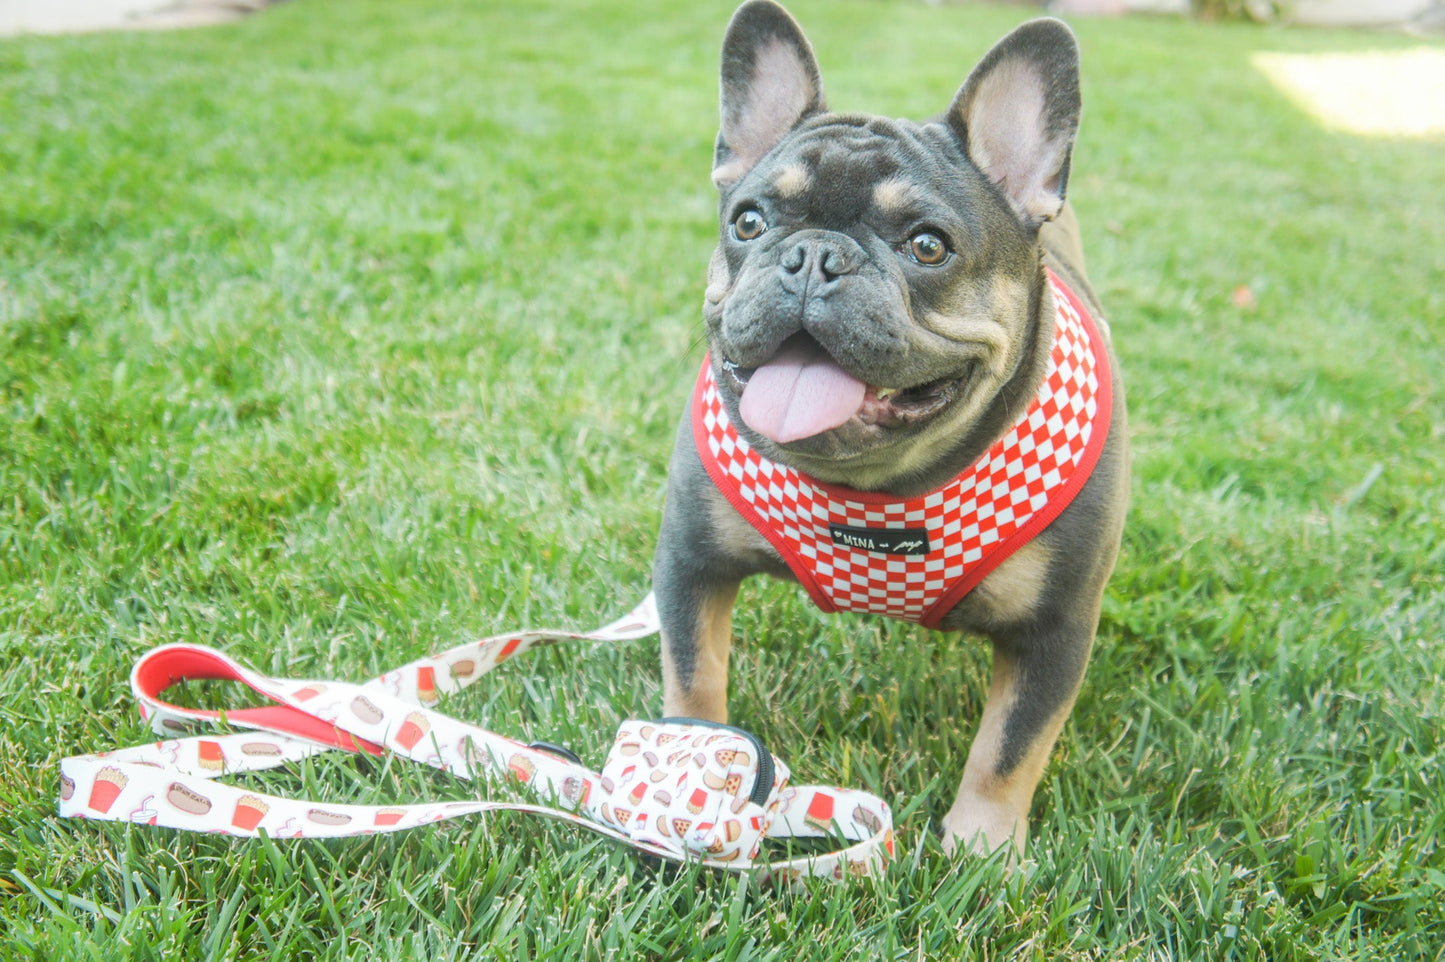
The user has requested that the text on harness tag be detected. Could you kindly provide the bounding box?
[828,525,932,556]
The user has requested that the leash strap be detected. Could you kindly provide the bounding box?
[58,595,894,882]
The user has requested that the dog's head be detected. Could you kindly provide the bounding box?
[703,0,1082,492]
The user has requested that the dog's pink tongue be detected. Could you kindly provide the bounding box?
[738,335,868,444]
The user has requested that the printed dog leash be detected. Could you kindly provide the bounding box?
[58,594,894,882]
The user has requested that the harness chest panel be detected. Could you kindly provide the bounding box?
[692,271,1113,629]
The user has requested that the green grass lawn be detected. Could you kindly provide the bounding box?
[3,0,1443,957]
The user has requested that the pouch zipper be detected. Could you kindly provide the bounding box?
[657,717,776,807]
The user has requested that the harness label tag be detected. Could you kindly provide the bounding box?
[828,524,932,556]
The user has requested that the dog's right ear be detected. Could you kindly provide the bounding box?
[713,0,826,189]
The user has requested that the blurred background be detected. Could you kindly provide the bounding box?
[3,0,1444,35]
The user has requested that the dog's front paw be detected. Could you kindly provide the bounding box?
[940,797,1028,859]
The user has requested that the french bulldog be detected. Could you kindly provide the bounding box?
[653,0,1128,856]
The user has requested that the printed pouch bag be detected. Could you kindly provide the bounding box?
[588,718,790,864]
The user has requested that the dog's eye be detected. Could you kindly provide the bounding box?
[732,209,767,241]
[907,231,950,266]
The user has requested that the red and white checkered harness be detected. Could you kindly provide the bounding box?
[693,271,1113,630]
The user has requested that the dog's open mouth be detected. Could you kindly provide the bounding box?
[721,333,965,444]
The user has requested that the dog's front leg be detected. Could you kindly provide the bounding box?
[653,433,745,724]
[656,566,739,723]
[941,615,1097,856]
[655,408,787,723]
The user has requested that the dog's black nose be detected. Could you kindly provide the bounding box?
[781,232,858,290]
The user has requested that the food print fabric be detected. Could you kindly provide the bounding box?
[59,595,894,881]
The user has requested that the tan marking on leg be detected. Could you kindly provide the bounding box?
[706,486,776,565]
[941,650,1074,857]
[660,582,739,724]
[969,539,1051,628]
[772,163,812,199]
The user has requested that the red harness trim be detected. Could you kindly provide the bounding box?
[692,270,1113,629]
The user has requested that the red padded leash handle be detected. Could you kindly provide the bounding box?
[130,645,385,756]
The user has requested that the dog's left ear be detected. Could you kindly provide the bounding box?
[948,18,1081,227]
